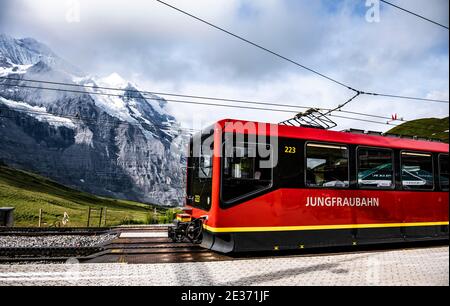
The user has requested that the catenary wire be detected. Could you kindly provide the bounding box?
[155,0,356,91]
[155,0,450,104]
[0,82,403,126]
[0,82,310,114]
[0,76,324,112]
[0,76,408,121]
[3,103,448,140]
[380,0,449,30]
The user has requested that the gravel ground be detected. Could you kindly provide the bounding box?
[0,234,117,248]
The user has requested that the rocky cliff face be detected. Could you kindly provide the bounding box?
[0,34,186,206]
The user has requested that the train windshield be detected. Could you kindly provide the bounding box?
[221,133,274,205]
[186,127,214,211]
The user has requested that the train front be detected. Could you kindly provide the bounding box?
[168,123,220,248]
[168,120,277,253]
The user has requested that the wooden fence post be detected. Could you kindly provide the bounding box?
[98,207,103,227]
[104,207,108,227]
[38,209,43,228]
[87,207,91,227]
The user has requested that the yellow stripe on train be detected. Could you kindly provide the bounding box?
[203,221,449,233]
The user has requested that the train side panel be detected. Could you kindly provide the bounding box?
[200,189,448,252]
[186,120,449,253]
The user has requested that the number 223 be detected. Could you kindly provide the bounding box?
[284,146,296,154]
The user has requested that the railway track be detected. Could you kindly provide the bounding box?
[0,247,104,262]
[82,229,232,264]
[0,226,230,264]
[1,226,446,265]
[0,227,118,263]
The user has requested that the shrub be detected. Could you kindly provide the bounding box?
[119,217,145,225]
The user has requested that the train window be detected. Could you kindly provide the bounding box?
[187,127,215,211]
[439,154,449,191]
[198,154,212,179]
[357,147,394,189]
[306,143,349,188]
[222,142,273,203]
[401,152,434,190]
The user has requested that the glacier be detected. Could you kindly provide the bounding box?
[0,97,76,128]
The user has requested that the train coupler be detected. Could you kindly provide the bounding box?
[168,216,204,244]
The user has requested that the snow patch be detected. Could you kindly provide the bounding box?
[0,63,33,77]
[73,74,137,124]
[95,73,169,117]
[96,73,130,89]
[87,87,137,123]
[72,76,95,85]
[128,103,151,125]
[72,73,173,142]
[0,97,75,128]
[143,93,169,116]
[75,127,94,147]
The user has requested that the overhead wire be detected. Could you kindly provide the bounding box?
[1,1,447,205]
[155,0,356,91]
[0,81,403,127]
[155,0,450,107]
[0,76,409,122]
[0,76,321,111]
[1,106,446,140]
[0,2,445,134]
[4,102,444,132]
[380,0,449,30]
[0,82,308,115]
[0,105,198,134]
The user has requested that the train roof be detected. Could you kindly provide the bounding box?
[216,119,449,153]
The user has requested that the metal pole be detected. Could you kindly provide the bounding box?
[87,207,91,227]
[38,209,42,228]
[99,207,103,227]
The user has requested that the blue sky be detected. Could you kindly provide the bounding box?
[0,0,448,131]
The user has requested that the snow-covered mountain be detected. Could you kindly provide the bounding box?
[0,34,187,205]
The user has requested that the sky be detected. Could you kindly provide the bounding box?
[0,0,449,132]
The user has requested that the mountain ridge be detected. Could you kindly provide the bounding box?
[0,33,186,206]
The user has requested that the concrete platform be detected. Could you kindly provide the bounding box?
[119,232,168,238]
[0,246,448,286]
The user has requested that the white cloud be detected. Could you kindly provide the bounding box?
[0,0,448,132]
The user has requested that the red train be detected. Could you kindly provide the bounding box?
[169,119,449,253]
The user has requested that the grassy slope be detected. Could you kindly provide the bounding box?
[387,117,449,143]
[0,165,169,227]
